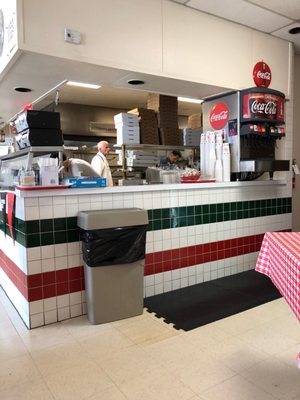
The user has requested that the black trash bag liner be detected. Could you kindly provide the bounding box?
[80,225,147,267]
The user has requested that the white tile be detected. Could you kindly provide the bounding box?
[55,256,68,270]
[70,304,82,318]
[53,204,66,218]
[25,207,39,220]
[30,313,44,328]
[155,283,164,295]
[25,197,39,207]
[145,286,155,297]
[27,260,42,275]
[39,197,53,206]
[67,242,81,255]
[54,243,68,257]
[70,292,82,305]
[53,196,66,205]
[29,300,43,315]
[57,306,70,321]
[57,294,70,308]
[44,310,58,325]
[41,245,54,259]
[44,297,57,312]
[39,205,53,219]
[164,281,172,292]
[41,258,55,272]
[27,247,41,261]
[68,254,81,268]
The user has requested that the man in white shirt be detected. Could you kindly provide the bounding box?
[91,141,113,186]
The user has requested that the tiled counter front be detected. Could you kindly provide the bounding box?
[0,181,292,328]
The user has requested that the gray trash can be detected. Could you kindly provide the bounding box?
[77,208,148,324]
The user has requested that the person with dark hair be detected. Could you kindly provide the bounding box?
[160,150,182,167]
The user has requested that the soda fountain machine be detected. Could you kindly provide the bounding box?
[202,87,290,180]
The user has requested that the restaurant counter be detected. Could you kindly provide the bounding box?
[0,179,292,328]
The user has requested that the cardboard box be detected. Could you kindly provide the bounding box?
[117,126,140,144]
[114,113,139,126]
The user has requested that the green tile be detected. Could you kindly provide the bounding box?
[187,216,194,225]
[209,204,216,213]
[261,199,266,208]
[195,215,202,225]
[67,229,80,242]
[243,201,249,210]
[216,203,223,213]
[54,218,67,231]
[231,211,237,220]
[203,214,209,224]
[162,219,170,229]
[40,219,53,233]
[15,231,26,247]
[66,217,78,230]
[237,202,243,211]
[255,200,261,209]
[202,205,209,214]
[243,210,249,218]
[187,206,195,216]
[153,220,162,230]
[209,214,216,223]
[179,207,187,217]
[261,208,267,216]
[153,209,162,220]
[249,209,256,218]
[249,201,255,209]
[195,205,202,215]
[224,212,230,221]
[287,205,292,213]
[25,220,39,234]
[272,199,276,207]
[230,203,237,211]
[287,198,292,206]
[161,208,170,218]
[179,217,187,227]
[26,233,40,247]
[216,213,223,222]
[266,199,272,207]
[54,231,67,244]
[277,198,282,206]
[224,203,230,212]
[171,217,179,228]
[170,208,179,218]
[237,211,243,219]
[41,232,54,246]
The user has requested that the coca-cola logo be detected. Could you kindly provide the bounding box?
[253,61,271,88]
[251,100,277,115]
[209,102,229,130]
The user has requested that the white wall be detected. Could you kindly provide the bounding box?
[18,0,292,95]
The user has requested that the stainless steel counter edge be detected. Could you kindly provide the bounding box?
[10,179,288,198]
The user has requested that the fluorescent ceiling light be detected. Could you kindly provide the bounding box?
[178,96,203,104]
[67,81,101,89]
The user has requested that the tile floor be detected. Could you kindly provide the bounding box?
[0,287,299,400]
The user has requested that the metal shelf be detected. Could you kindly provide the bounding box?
[0,146,64,161]
[113,144,198,150]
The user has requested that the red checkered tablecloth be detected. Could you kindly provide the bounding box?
[256,232,300,322]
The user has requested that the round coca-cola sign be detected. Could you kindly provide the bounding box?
[209,102,229,130]
[253,61,271,88]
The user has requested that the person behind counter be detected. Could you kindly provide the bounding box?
[160,150,182,168]
[91,140,113,187]
[50,153,100,178]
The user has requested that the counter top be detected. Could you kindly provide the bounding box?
[9,179,288,197]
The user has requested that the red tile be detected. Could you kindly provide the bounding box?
[42,271,56,286]
[180,247,187,257]
[69,266,82,280]
[171,249,180,260]
[144,264,154,276]
[203,243,210,253]
[187,245,196,256]
[153,252,163,262]
[27,274,43,289]
[162,250,172,261]
[56,269,68,283]
[69,279,82,293]
[81,278,85,290]
[145,253,154,264]
[217,241,225,250]
[56,282,69,296]
[28,287,43,302]
[154,262,163,274]
[210,241,218,252]
[43,284,56,299]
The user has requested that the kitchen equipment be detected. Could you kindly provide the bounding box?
[202,87,290,180]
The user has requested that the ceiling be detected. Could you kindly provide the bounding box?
[171,0,300,53]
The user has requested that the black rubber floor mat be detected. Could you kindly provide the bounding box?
[144,270,282,331]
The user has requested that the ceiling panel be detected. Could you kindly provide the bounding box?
[186,0,293,33]
[247,0,300,20]
[272,22,300,53]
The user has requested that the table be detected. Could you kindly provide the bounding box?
[256,232,300,367]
